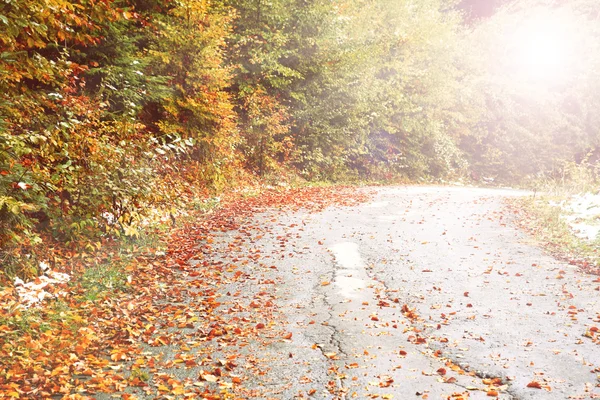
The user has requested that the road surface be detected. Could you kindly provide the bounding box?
[202,186,600,399]
[107,186,600,399]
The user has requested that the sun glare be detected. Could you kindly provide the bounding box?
[515,18,571,80]
[506,9,581,85]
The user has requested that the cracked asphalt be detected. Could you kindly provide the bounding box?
[99,185,600,399]
[202,186,600,399]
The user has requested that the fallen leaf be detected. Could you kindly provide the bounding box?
[201,373,218,382]
[527,381,542,389]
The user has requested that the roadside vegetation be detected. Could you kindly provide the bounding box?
[512,160,600,275]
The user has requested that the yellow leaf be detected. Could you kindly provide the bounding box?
[172,386,185,394]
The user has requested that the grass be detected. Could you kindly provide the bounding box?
[513,187,600,275]
[0,299,84,340]
[525,159,600,196]
[130,367,150,382]
[0,310,41,337]
[79,261,128,302]
[190,195,222,212]
[518,197,577,244]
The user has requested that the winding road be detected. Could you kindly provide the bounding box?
[205,186,600,399]
[100,186,600,400]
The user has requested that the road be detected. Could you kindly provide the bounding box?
[197,186,600,400]
[102,185,600,400]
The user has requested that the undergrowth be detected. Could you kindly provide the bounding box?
[513,160,600,275]
[526,158,600,197]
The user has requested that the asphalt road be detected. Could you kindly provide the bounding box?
[208,186,600,399]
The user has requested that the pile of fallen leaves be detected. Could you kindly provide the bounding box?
[0,186,370,399]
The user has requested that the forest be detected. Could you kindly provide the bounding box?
[1,0,599,272]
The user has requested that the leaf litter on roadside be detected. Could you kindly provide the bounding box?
[0,186,371,399]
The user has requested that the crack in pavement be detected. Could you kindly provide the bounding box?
[139,186,600,399]
[309,273,349,398]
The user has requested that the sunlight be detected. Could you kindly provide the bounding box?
[514,16,572,80]
[507,9,581,85]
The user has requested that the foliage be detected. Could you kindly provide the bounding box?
[2,0,600,275]
[150,0,240,185]
[285,0,471,180]
[238,87,292,175]
[0,0,242,270]
[0,0,119,262]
